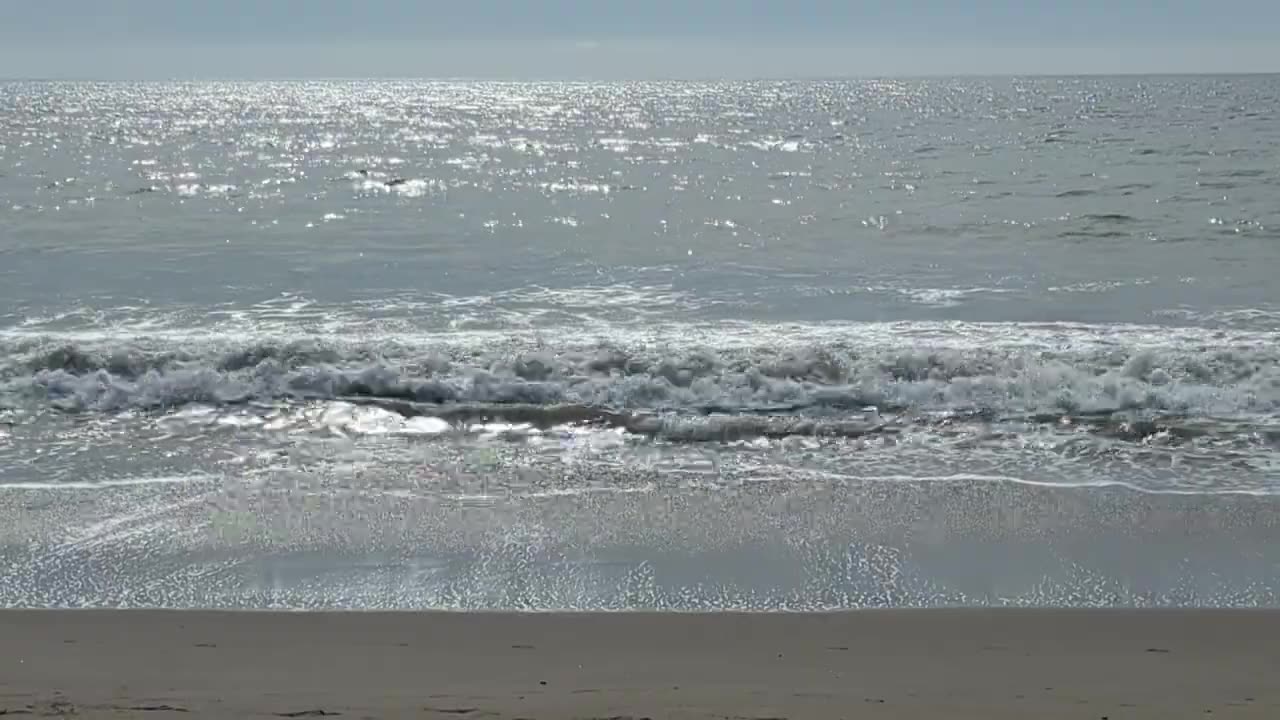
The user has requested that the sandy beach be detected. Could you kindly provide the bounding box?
[2,609,1278,718]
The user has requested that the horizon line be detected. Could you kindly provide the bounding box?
[4,70,1280,83]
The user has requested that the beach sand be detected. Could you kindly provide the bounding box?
[2,609,1278,718]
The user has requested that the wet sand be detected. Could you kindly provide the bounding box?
[2,609,1278,718]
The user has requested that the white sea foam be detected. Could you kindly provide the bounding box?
[0,474,217,491]
[4,318,1278,422]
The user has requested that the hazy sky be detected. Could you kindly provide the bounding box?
[2,0,1277,79]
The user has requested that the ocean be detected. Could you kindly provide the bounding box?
[2,77,1279,610]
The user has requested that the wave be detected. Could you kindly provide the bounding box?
[318,397,1275,446]
[0,475,216,491]
[331,397,892,441]
[3,325,1279,430]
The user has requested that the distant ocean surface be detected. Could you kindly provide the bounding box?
[2,78,1279,610]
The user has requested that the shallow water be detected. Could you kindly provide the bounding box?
[2,78,1279,608]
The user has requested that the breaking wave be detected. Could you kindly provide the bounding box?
[3,322,1278,438]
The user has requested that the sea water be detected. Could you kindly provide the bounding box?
[2,78,1279,609]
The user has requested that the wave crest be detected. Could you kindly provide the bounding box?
[5,333,1278,422]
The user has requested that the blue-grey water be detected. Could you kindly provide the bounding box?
[2,78,1280,610]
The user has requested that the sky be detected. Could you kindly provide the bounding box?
[1,0,1277,79]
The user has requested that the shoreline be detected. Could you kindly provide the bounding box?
[4,608,1278,718]
[6,477,1280,611]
